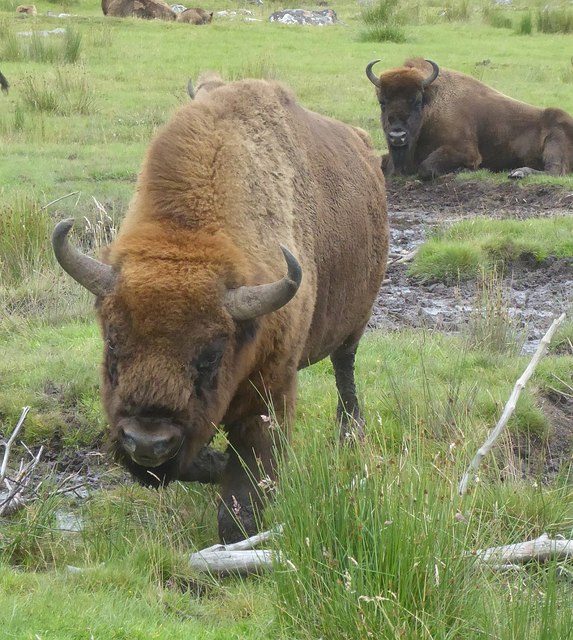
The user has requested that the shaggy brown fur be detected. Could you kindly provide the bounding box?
[370,57,573,179]
[102,0,175,19]
[176,7,212,23]
[68,75,388,542]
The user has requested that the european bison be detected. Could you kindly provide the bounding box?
[52,74,388,542]
[176,7,213,23]
[366,57,573,179]
[0,71,8,94]
[102,0,175,19]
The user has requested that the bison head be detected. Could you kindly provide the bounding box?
[52,219,301,484]
[366,59,439,173]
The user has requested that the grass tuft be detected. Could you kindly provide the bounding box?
[21,66,95,115]
[360,0,406,42]
[464,267,526,357]
[537,7,573,33]
[516,11,533,35]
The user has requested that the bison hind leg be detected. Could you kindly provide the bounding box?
[331,341,365,444]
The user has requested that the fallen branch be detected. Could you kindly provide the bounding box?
[387,247,419,266]
[474,533,573,568]
[0,407,45,517]
[0,406,30,484]
[459,313,566,496]
[189,526,283,575]
[0,445,44,516]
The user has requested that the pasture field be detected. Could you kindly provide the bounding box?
[1,0,573,637]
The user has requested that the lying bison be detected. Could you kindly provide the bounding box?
[0,70,8,94]
[53,73,388,542]
[366,57,573,179]
[102,0,175,19]
[176,7,212,23]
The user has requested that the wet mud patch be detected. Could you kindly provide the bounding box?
[370,178,573,348]
[369,177,573,478]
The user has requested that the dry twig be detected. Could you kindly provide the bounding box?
[459,313,566,496]
[0,407,45,516]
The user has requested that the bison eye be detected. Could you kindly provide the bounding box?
[193,339,226,395]
[105,332,119,388]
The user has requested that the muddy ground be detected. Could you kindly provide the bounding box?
[369,176,573,477]
[370,177,573,346]
[24,178,573,500]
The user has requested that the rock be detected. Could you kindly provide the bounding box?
[268,8,338,25]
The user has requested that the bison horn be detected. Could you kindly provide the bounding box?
[422,60,439,88]
[365,59,382,88]
[52,218,115,297]
[225,245,302,321]
[187,79,195,99]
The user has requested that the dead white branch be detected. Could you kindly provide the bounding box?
[0,406,30,483]
[459,313,566,496]
[474,533,573,568]
[189,526,283,575]
[0,407,46,516]
[0,445,44,516]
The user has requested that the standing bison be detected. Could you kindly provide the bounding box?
[366,57,573,179]
[52,74,388,542]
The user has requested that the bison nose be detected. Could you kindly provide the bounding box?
[120,422,182,467]
[388,129,408,148]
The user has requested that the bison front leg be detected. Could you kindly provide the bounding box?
[418,144,482,180]
[218,396,292,543]
[331,340,365,444]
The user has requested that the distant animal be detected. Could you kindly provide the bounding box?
[366,57,573,179]
[52,73,388,543]
[16,4,37,14]
[176,7,213,23]
[102,0,175,19]
[0,71,8,95]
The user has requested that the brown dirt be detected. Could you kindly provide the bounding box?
[369,176,573,478]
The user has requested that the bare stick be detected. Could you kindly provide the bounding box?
[0,406,30,483]
[459,313,566,496]
[474,533,573,567]
[40,191,80,210]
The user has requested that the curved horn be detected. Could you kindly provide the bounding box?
[225,245,302,321]
[365,59,382,88]
[422,59,439,88]
[187,78,195,99]
[52,218,115,297]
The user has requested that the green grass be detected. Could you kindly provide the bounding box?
[2,0,573,637]
[409,216,573,282]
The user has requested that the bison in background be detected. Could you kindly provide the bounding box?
[102,0,175,19]
[176,7,212,23]
[0,71,8,94]
[366,57,573,179]
[52,73,388,543]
